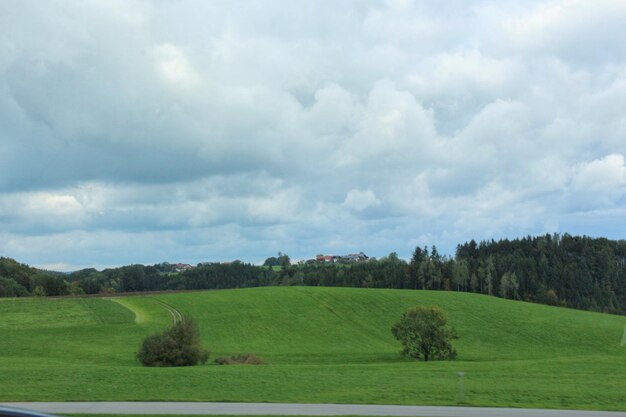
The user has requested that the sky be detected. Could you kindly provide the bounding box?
[1,0,626,271]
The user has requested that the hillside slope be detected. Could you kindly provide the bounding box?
[151,287,625,362]
[0,287,624,409]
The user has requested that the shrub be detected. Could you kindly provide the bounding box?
[137,317,209,366]
[32,286,46,297]
[215,354,264,365]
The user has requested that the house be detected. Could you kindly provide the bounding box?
[316,254,336,263]
[341,252,369,262]
[314,252,369,264]
[174,263,194,272]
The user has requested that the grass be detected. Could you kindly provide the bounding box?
[0,287,624,410]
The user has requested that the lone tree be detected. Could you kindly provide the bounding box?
[391,305,458,361]
[137,317,209,367]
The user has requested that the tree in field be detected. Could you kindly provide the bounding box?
[391,305,458,362]
[137,317,209,367]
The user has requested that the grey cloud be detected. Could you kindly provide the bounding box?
[1,0,626,268]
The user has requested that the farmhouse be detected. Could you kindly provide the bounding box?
[314,252,370,264]
[174,263,194,272]
[316,254,336,263]
[340,252,369,262]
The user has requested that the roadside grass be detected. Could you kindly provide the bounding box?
[0,287,625,410]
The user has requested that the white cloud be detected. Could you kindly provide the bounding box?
[572,154,626,192]
[566,154,626,210]
[246,187,302,223]
[0,192,86,232]
[343,189,380,212]
[506,0,626,65]
[153,43,200,88]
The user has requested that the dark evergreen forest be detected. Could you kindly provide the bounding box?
[1,233,624,315]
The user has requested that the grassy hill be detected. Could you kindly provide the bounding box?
[0,287,624,410]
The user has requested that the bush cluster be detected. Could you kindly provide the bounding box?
[137,317,209,366]
[215,354,264,365]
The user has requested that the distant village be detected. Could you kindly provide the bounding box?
[167,251,373,273]
[302,251,374,265]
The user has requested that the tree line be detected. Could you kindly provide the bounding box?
[1,233,624,314]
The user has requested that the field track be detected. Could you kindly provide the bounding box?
[154,299,183,323]
[109,296,182,324]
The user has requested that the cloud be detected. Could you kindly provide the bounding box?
[343,189,380,212]
[1,0,626,268]
[505,0,626,66]
[566,154,626,210]
[571,154,626,193]
[153,43,200,88]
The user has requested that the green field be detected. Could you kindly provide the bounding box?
[0,287,625,410]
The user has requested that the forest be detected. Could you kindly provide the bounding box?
[1,233,624,315]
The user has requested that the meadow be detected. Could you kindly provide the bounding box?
[0,287,624,410]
